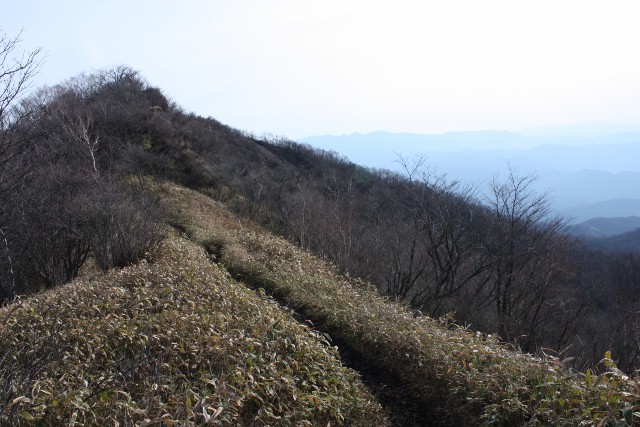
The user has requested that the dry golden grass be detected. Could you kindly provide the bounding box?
[0,230,388,426]
[159,182,640,426]
[2,180,638,426]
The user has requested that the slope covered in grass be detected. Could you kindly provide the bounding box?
[3,179,640,426]
[159,182,640,426]
[0,233,388,426]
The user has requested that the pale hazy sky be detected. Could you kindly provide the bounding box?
[3,0,640,139]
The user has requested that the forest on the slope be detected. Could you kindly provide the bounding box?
[1,35,639,374]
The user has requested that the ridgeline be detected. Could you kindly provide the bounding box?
[1,63,640,425]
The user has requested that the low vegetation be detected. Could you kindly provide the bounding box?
[3,47,640,371]
[3,32,640,425]
[0,232,387,426]
[161,182,640,426]
[1,172,639,426]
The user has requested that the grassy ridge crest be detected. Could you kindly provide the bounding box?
[160,183,640,426]
[0,231,387,425]
[2,180,640,426]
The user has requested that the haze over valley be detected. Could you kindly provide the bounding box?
[300,123,640,228]
[4,2,640,424]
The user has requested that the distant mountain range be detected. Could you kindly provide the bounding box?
[567,216,640,252]
[299,126,640,223]
[577,228,640,252]
[301,130,640,155]
[559,199,640,223]
[568,216,640,238]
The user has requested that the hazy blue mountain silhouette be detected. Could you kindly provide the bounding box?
[567,216,640,238]
[299,129,640,222]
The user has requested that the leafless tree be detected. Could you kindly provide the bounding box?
[0,31,42,299]
[600,252,640,371]
[49,90,105,177]
[0,31,42,185]
[389,156,492,316]
[481,168,572,347]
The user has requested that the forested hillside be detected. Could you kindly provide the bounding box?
[1,54,640,370]
[2,34,640,425]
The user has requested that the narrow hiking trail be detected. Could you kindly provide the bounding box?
[161,182,623,427]
[161,183,445,426]
[218,254,440,427]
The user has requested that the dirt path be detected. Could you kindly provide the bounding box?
[220,259,443,427]
[162,184,450,426]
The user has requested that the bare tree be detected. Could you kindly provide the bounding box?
[388,156,492,316]
[0,31,42,299]
[50,90,105,177]
[481,168,571,347]
[0,31,42,182]
[600,252,640,372]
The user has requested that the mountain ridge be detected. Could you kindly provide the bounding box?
[3,66,640,425]
[568,216,640,238]
[299,130,640,220]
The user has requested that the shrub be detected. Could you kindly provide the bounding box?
[81,179,165,271]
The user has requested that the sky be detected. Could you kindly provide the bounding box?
[3,0,640,139]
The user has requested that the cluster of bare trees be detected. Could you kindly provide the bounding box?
[186,129,639,370]
[3,30,640,371]
[239,142,638,369]
[0,33,165,301]
[0,31,43,299]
